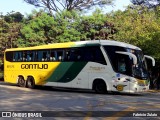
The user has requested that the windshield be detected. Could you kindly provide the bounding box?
[104,46,148,79]
[128,49,148,79]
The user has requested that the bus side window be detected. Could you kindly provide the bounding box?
[64,49,70,61]
[22,51,27,61]
[18,52,22,61]
[38,50,50,62]
[42,52,47,61]
[46,51,50,61]
[13,52,22,61]
[94,47,106,64]
[56,50,64,61]
[84,47,106,64]
[29,51,34,61]
[69,48,84,61]
[37,51,43,62]
[42,50,50,61]
[84,47,95,61]
[35,51,38,62]
[6,51,14,62]
[50,50,56,61]
[26,51,34,62]
[31,51,36,62]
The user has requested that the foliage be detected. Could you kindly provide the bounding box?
[4,11,24,23]
[18,11,56,46]
[130,0,160,8]
[79,9,117,40]
[110,6,160,61]
[0,12,22,61]
[24,0,114,15]
[0,4,160,63]
[18,9,116,45]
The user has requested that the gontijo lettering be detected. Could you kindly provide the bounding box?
[21,64,48,69]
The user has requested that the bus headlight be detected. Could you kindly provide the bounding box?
[137,79,149,86]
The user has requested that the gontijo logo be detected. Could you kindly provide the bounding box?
[21,64,48,69]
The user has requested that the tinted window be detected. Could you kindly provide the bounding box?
[6,51,14,62]
[84,47,106,65]
[13,51,22,61]
[5,46,106,64]
[69,48,84,61]
[50,50,56,61]
[56,50,64,61]
[104,46,132,75]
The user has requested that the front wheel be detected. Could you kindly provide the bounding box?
[94,81,107,94]
[26,77,35,89]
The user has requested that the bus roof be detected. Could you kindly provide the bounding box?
[5,40,141,51]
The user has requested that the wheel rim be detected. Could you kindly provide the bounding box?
[18,77,25,87]
[28,80,33,88]
[27,77,35,88]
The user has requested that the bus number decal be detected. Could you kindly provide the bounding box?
[21,64,48,69]
[7,65,14,68]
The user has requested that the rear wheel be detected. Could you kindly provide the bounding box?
[93,80,107,94]
[26,76,35,89]
[18,76,25,87]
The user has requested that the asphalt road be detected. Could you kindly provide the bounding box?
[0,81,160,120]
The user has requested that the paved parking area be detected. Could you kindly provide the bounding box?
[0,81,160,119]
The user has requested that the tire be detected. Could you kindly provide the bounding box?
[26,76,35,89]
[93,80,107,94]
[18,76,25,87]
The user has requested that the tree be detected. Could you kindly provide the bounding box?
[18,9,117,46]
[0,12,22,63]
[0,12,22,49]
[18,11,56,46]
[4,11,24,23]
[110,6,160,61]
[130,0,160,8]
[79,9,117,40]
[53,10,82,42]
[24,0,114,15]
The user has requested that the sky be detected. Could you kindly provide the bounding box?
[0,0,132,15]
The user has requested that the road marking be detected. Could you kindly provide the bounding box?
[84,112,92,120]
[0,84,32,91]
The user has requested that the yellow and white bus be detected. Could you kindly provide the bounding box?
[4,40,155,93]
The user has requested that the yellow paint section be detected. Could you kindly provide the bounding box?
[4,61,61,85]
[5,42,76,52]
[4,42,77,85]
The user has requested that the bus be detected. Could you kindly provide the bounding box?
[4,40,155,93]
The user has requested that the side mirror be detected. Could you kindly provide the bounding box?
[116,51,137,65]
[144,55,155,67]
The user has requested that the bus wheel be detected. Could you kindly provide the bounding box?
[93,80,107,94]
[18,76,25,87]
[26,76,35,89]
